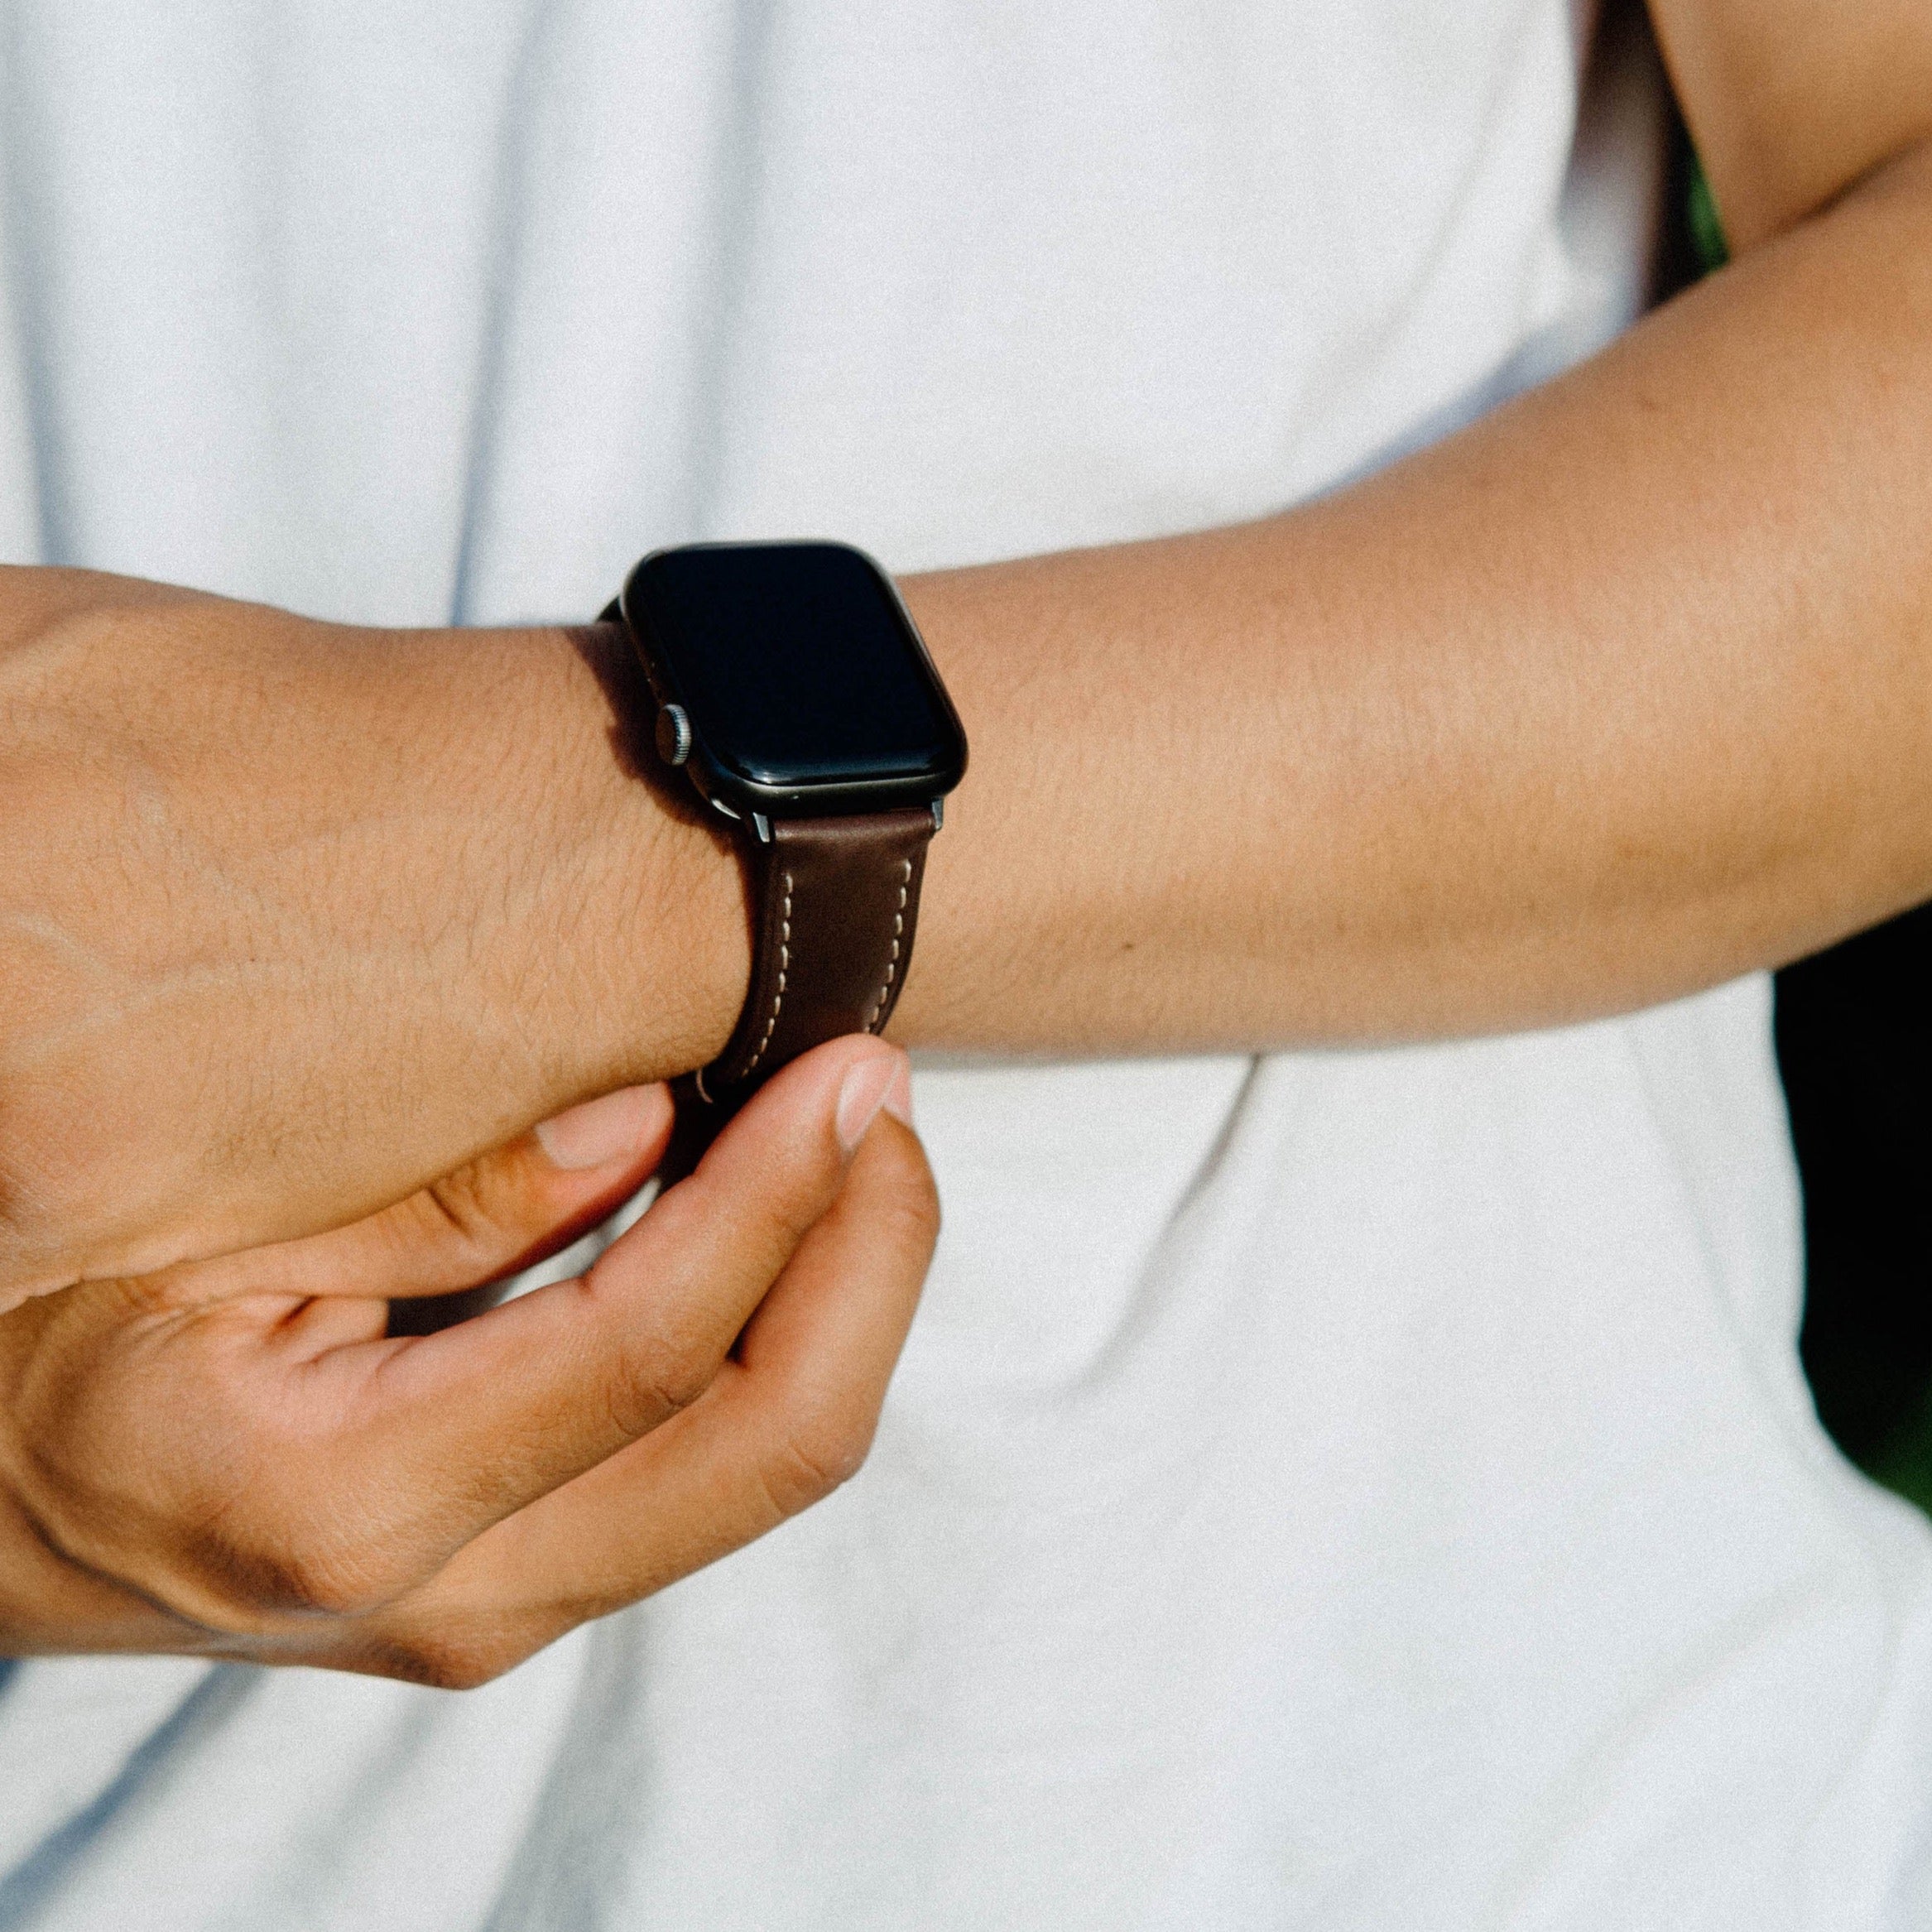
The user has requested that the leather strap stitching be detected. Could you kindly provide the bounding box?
[739,869,794,1081]
[863,861,912,1031]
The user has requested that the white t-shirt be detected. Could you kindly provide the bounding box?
[2,5,1930,1927]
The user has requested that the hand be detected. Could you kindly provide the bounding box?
[0,1036,933,1686]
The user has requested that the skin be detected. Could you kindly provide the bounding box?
[0,0,1928,1673]
[0,1038,936,1684]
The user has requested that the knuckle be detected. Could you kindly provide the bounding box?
[415,1162,509,1260]
[603,1324,718,1439]
[356,1612,560,1691]
[378,1635,517,1692]
[765,1400,879,1516]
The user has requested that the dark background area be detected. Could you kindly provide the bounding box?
[1784,909,1932,1507]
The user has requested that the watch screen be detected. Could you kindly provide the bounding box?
[632,543,964,791]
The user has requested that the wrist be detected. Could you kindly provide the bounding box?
[531,620,750,1095]
[398,618,748,1111]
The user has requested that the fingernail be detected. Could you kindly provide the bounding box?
[536,1086,664,1170]
[836,1049,904,1154]
[881,1055,913,1127]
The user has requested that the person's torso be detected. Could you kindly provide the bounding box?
[2,4,1929,1927]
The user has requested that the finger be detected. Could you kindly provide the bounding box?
[0,1084,680,1649]
[242,1036,911,1610]
[179,1085,674,1308]
[356,1105,937,1686]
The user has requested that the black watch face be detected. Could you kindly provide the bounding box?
[624,542,967,811]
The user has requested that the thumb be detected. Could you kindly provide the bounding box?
[178,1085,675,1307]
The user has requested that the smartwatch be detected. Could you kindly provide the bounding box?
[605,541,968,1170]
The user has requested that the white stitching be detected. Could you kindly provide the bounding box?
[863,863,913,1031]
[740,871,793,1078]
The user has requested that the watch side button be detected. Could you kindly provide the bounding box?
[655,703,693,767]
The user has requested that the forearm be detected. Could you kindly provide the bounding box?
[7,138,1928,1290]
[889,138,1932,1053]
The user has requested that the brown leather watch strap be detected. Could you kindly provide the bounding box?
[657,807,936,1179]
[699,808,937,1101]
